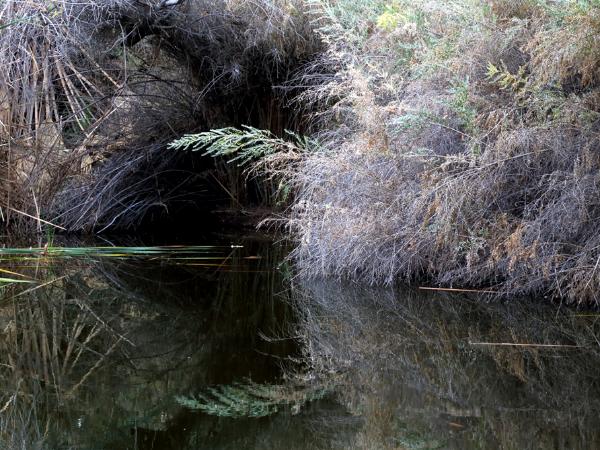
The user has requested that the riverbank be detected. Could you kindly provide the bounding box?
[289,0,600,304]
[2,0,600,304]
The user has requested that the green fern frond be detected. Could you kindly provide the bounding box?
[168,125,310,167]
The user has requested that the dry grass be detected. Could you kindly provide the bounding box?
[0,0,320,232]
[289,0,600,304]
[0,0,122,229]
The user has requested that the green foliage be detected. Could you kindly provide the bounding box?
[376,3,406,31]
[176,382,280,418]
[169,126,310,167]
[448,78,478,134]
[308,0,389,43]
[0,20,19,31]
[486,62,528,94]
[176,379,327,418]
[0,246,219,257]
[394,423,445,449]
[169,126,316,209]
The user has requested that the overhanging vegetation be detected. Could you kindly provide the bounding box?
[288,0,600,304]
[2,0,600,303]
[0,0,320,231]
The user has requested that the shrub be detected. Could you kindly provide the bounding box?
[0,0,321,231]
[290,0,600,304]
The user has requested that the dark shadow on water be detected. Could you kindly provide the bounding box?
[0,234,332,450]
[2,236,600,449]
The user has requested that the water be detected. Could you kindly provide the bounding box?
[1,234,600,449]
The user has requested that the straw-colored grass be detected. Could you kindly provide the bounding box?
[288,0,600,304]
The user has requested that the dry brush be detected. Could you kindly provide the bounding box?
[289,0,600,305]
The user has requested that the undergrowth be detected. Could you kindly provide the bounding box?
[288,0,600,305]
[0,0,319,231]
[3,0,600,304]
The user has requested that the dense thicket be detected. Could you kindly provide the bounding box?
[0,0,319,230]
[289,0,600,305]
[3,0,600,304]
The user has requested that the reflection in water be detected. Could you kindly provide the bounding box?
[2,236,600,449]
[293,281,600,449]
[0,235,328,450]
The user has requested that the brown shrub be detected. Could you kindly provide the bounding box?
[289,0,600,304]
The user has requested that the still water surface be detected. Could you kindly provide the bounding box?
[1,234,599,449]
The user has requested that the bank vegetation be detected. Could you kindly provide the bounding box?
[289,0,600,305]
[2,0,600,304]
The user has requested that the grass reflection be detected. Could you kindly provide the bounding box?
[292,280,600,449]
[0,237,301,449]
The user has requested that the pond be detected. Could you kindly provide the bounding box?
[1,233,600,449]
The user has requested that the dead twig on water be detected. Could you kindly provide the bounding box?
[468,341,581,349]
[419,286,498,294]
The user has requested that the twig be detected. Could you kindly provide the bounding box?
[469,341,580,348]
[65,336,123,398]
[11,275,67,299]
[31,188,41,234]
[210,172,244,209]
[419,286,498,294]
[5,206,66,230]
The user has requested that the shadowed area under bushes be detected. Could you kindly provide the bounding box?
[0,0,321,232]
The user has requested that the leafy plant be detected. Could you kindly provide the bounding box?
[445,78,481,154]
[169,126,311,167]
[486,62,528,94]
[376,3,406,31]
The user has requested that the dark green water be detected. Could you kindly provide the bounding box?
[1,234,600,449]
